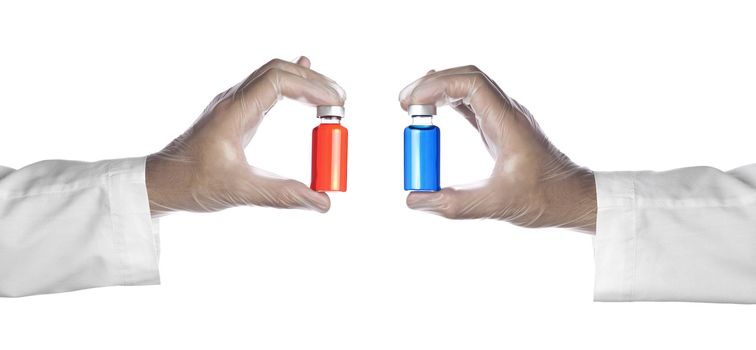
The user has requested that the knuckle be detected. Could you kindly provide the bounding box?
[468,71,488,81]
[266,58,285,67]
[464,64,481,72]
[261,67,282,80]
[439,200,460,219]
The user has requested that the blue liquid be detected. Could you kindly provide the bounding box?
[404,124,440,191]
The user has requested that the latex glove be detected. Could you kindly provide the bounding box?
[146,57,344,216]
[399,66,596,232]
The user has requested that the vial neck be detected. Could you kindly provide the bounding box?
[411,115,434,125]
[319,116,342,124]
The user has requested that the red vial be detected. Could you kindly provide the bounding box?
[311,105,348,192]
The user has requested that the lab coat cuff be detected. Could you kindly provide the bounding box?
[592,171,637,301]
[107,157,160,287]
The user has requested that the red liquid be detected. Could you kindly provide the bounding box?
[311,123,348,192]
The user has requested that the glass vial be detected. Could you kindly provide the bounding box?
[311,105,348,192]
[404,104,440,191]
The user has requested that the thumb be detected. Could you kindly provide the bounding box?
[241,173,331,213]
[406,186,492,219]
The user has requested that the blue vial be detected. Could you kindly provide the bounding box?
[404,104,440,191]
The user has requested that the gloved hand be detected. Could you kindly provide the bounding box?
[399,66,597,232]
[146,57,344,216]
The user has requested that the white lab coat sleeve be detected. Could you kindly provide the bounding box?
[593,164,756,303]
[0,157,159,297]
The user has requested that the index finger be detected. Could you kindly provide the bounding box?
[398,66,506,115]
[244,57,346,99]
[233,68,345,131]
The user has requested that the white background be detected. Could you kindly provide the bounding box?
[1,0,755,349]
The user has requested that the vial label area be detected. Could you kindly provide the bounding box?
[404,124,440,191]
[311,124,348,192]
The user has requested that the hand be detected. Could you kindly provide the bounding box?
[146,57,344,216]
[399,66,596,232]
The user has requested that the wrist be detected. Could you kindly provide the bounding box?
[145,154,174,217]
[541,167,597,233]
[572,168,597,233]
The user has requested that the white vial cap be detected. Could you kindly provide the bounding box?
[317,105,345,118]
[408,104,436,116]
